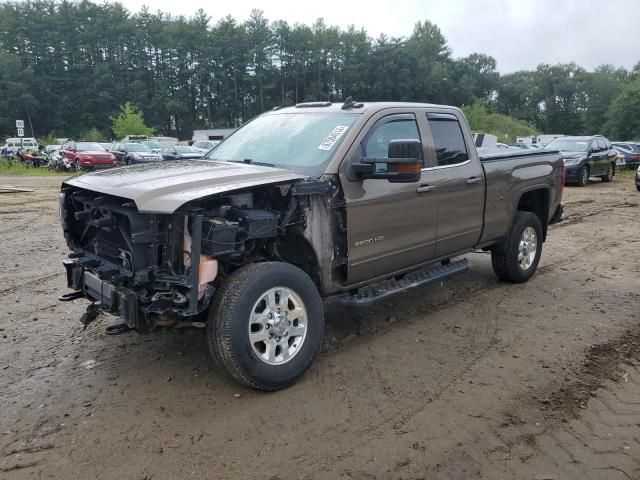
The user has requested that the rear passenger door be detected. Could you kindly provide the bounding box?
[424,112,486,258]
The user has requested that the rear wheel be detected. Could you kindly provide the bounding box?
[491,211,543,283]
[207,262,325,390]
[577,166,589,187]
[74,159,81,172]
[600,163,614,182]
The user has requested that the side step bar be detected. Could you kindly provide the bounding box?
[330,259,468,307]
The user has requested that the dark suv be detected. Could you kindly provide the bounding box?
[612,142,640,170]
[545,136,617,187]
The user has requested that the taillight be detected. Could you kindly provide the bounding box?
[632,154,639,161]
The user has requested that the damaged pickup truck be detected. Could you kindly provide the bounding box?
[59,100,564,390]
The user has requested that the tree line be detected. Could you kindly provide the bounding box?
[1,0,639,141]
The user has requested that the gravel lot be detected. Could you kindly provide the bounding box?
[1,174,639,480]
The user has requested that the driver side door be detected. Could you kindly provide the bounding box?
[340,111,438,284]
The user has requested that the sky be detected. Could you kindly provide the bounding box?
[116,0,640,73]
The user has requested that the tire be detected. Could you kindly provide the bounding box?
[491,211,543,283]
[74,159,81,172]
[600,163,614,182]
[577,165,589,187]
[636,184,640,192]
[207,262,325,391]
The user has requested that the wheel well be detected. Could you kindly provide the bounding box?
[517,189,549,240]
[275,234,322,293]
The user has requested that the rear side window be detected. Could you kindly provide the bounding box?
[427,113,469,166]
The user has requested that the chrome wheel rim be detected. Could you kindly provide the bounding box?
[248,287,308,365]
[607,165,613,180]
[518,227,537,270]
[581,168,588,185]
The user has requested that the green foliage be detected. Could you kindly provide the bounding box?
[604,80,640,140]
[81,127,108,142]
[462,101,537,143]
[0,0,637,140]
[110,103,154,139]
[0,158,69,176]
[38,132,59,146]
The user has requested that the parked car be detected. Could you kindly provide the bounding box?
[545,135,617,187]
[141,139,163,153]
[60,100,564,390]
[161,145,203,160]
[60,141,117,170]
[612,142,640,170]
[636,165,640,191]
[192,140,221,154]
[3,137,38,154]
[111,142,163,165]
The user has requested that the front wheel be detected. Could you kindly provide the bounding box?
[491,211,543,283]
[600,163,614,182]
[74,160,81,172]
[577,166,589,187]
[207,262,325,391]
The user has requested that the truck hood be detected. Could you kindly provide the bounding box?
[64,160,305,213]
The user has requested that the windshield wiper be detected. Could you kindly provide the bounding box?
[226,159,276,168]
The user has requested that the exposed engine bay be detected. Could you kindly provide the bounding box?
[60,180,347,331]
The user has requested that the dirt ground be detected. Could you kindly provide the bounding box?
[1,174,639,480]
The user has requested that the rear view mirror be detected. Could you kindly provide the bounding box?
[351,139,422,183]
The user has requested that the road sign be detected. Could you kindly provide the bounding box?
[17,128,24,137]
[16,120,24,128]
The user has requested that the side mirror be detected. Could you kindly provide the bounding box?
[351,139,422,183]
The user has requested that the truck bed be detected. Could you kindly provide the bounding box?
[478,150,564,245]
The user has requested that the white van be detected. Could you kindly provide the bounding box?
[3,137,39,153]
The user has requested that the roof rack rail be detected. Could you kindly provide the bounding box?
[295,102,332,108]
[341,96,364,110]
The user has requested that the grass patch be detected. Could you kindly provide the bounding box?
[0,158,70,176]
[616,168,638,180]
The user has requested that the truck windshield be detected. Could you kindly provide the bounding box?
[204,112,359,174]
[546,139,588,152]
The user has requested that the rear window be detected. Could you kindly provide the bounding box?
[427,113,469,166]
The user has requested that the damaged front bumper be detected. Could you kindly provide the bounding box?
[63,257,141,329]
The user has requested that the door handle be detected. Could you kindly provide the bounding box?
[416,185,435,193]
[466,177,481,185]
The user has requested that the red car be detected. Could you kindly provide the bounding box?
[60,141,117,170]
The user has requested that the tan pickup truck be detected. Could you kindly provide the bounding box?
[60,100,564,390]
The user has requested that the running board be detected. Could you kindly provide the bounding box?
[331,259,468,307]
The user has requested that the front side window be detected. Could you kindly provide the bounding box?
[362,116,421,159]
[427,113,469,166]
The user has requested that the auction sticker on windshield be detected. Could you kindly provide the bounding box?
[318,126,349,150]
